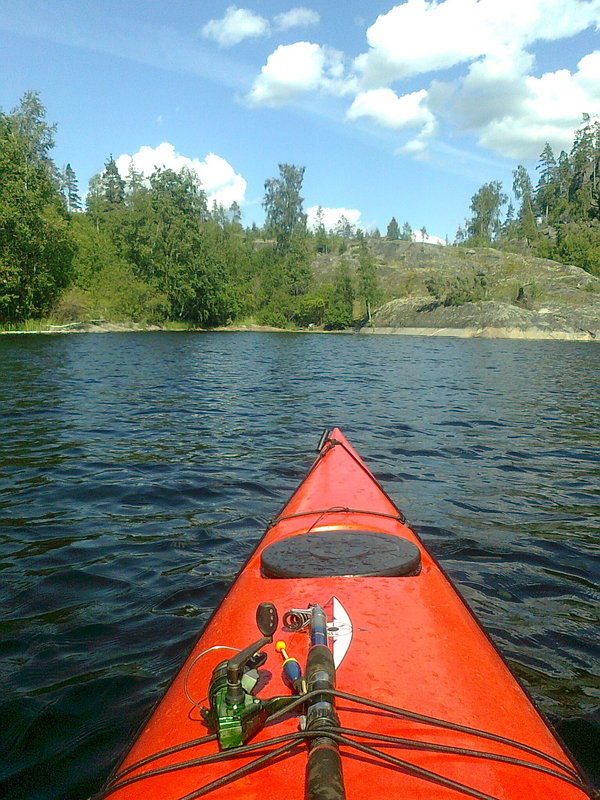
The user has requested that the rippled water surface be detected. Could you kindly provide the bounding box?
[1,331,598,798]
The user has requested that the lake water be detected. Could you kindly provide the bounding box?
[0,331,598,799]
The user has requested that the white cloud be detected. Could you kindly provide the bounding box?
[274,8,320,31]
[307,205,362,231]
[413,229,447,245]
[237,0,600,161]
[354,0,600,87]
[246,42,347,106]
[202,6,269,47]
[201,5,320,47]
[347,0,600,159]
[347,88,436,132]
[115,143,247,207]
[442,50,600,158]
[397,138,430,159]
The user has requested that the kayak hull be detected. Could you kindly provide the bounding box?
[100,429,591,800]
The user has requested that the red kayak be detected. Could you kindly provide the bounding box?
[96,428,593,800]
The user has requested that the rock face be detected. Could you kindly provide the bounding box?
[364,300,600,340]
[313,241,600,340]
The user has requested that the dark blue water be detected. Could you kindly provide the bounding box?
[0,331,598,799]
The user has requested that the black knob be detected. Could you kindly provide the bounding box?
[256,602,278,637]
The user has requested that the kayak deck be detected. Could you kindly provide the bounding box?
[98,429,592,800]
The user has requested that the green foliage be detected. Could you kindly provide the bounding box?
[70,213,118,288]
[313,206,329,253]
[291,294,326,327]
[465,181,507,245]
[89,261,169,322]
[285,230,313,296]
[356,236,379,319]
[10,90,57,171]
[553,222,600,276]
[262,163,307,255]
[425,272,487,307]
[386,217,400,239]
[512,165,538,243]
[400,221,413,241]
[0,101,75,322]
[322,260,354,329]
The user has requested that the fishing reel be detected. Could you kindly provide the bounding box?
[202,602,293,749]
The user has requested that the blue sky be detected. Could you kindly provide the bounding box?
[1,0,599,241]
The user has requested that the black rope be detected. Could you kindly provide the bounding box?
[176,739,303,800]
[94,732,306,800]
[113,734,217,781]
[96,687,589,800]
[336,726,586,790]
[330,732,499,800]
[332,689,581,779]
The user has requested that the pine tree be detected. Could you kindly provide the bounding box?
[512,165,537,243]
[535,142,557,219]
[386,217,400,239]
[101,156,125,211]
[63,163,82,212]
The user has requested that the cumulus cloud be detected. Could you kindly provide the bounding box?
[347,88,436,132]
[348,0,600,158]
[274,8,320,31]
[202,5,320,47]
[354,0,600,87]
[347,88,437,159]
[202,6,269,47]
[397,138,430,160]
[115,143,247,207]
[246,42,347,106]
[435,48,600,158]
[306,206,362,231]
[237,0,600,161]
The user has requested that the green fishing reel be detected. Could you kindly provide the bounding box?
[203,602,294,749]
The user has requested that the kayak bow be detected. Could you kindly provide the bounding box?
[96,428,593,800]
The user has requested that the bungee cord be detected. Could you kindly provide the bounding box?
[94,688,591,800]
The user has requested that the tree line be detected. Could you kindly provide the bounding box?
[0,91,379,329]
[457,114,600,276]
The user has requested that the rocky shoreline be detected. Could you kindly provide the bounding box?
[362,299,600,341]
[362,326,597,341]
[2,317,598,341]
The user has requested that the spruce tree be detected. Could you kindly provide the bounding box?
[513,165,537,243]
[101,156,125,211]
[63,163,82,212]
[386,217,400,239]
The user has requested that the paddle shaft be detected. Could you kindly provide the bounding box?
[305,644,346,800]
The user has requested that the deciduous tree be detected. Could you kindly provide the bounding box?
[262,163,307,254]
[0,108,74,322]
[466,181,507,245]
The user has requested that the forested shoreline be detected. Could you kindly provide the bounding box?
[1,91,599,333]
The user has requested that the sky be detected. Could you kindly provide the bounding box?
[1,0,599,242]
